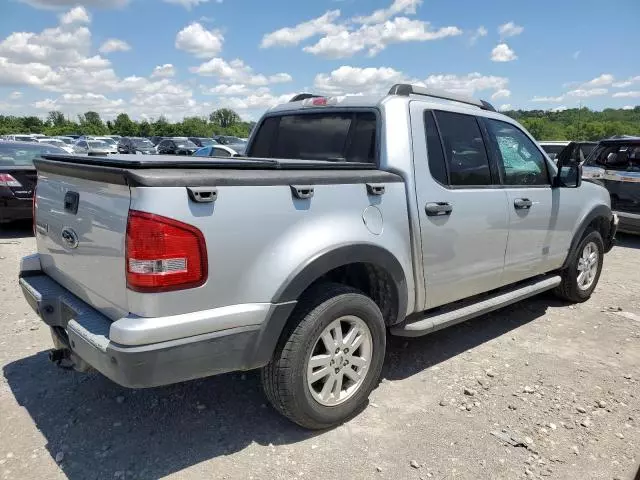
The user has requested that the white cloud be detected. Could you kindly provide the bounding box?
[498,104,512,111]
[582,74,614,87]
[59,6,90,25]
[218,92,295,111]
[261,10,342,48]
[532,95,565,102]
[550,106,568,112]
[203,84,270,96]
[0,26,92,66]
[612,91,640,98]
[175,23,223,58]
[305,17,462,58]
[34,92,125,112]
[421,73,509,96]
[622,105,635,110]
[9,91,23,99]
[491,89,510,100]
[491,43,517,62]
[572,50,580,60]
[314,66,407,95]
[99,38,131,53]
[191,57,292,86]
[498,22,524,39]
[566,88,608,98]
[20,0,129,8]
[313,66,509,100]
[164,0,212,9]
[612,76,640,88]
[469,26,487,45]
[151,64,176,78]
[354,0,421,24]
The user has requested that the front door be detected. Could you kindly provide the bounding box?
[411,104,510,309]
[482,118,569,283]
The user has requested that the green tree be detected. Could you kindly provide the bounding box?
[209,108,240,128]
[112,113,137,136]
[47,111,65,128]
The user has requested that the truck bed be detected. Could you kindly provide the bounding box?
[32,153,410,324]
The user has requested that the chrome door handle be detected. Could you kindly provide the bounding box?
[514,198,533,209]
[425,202,453,216]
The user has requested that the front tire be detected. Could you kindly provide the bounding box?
[261,283,386,430]
[554,230,604,302]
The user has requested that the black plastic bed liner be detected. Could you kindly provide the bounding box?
[34,154,402,187]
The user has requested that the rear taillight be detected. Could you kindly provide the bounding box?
[125,210,208,292]
[0,173,21,187]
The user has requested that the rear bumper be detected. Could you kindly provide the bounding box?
[0,196,32,223]
[614,210,640,235]
[19,257,295,388]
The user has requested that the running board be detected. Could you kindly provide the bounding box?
[391,275,561,337]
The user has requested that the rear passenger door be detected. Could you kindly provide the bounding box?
[411,105,510,309]
[483,118,565,282]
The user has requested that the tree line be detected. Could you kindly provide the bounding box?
[0,106,638,141]
[505,106,640,141]
[0,108,255,138]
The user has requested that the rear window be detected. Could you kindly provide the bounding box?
[249,111,377,163]
[0,143,66,166]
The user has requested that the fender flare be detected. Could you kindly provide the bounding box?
[272,243,408,320]
[244,244,409,369]
[562,205,613,269]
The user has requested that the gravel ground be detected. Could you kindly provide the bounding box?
[1,222,639,480]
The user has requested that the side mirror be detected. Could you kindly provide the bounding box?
[554,141,582,188]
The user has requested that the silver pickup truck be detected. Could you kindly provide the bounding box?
[19,84,617,429]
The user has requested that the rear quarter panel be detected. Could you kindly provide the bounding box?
[128,181,414,318]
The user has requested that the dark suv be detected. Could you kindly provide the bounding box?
[117,137,156,155]
[582,137,640,234]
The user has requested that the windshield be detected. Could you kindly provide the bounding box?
[14,135,36,142]
[585,143,640,171]
[99,138,117,146]
[197,138,216,146]
[88,141,108,148]
[133,138,154,147]
[56,137,74,144]
[40,139,64,146]
[0,143,66,166]
[176,140,197,148]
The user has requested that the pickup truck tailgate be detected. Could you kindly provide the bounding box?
[35,171,130,320]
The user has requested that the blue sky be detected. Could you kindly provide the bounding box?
[0,0,639,121]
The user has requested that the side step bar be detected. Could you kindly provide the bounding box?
[391,275,561,337]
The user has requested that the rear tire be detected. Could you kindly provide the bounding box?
[554,230,604,302]
[261,283,386,430]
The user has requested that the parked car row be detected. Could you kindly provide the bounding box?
[1,133,248,158]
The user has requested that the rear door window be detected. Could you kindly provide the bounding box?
[249,112,377,163]
[434,111,492,186]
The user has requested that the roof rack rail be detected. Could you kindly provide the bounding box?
[289,93,322,102]
[388,84,496,112]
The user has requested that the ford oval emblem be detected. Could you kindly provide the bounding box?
[61,227,79,249]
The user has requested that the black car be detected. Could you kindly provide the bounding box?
[0,141,66,224]
[156,138,198,155]
[118,137,156,154]
[188,137,219,148]
[149,136,167,146]
[581,137,640,235]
